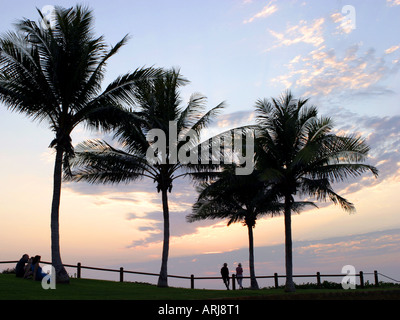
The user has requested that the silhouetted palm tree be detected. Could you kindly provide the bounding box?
[188,166,276,290]
[187,165,314,290]
[68,68,225,287]
[0,5,157,283]
[254,91,378,292]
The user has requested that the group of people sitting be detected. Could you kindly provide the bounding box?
[15,254,48,281]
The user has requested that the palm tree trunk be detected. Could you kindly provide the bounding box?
[284,194,295,292]
[51,146,70,284]
[247,224,259,290]
[157,187,170,287]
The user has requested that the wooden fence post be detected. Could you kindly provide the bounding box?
[77,262,81,279]
[120,267,124,282]
[232,274,236,290]
[359,271,364,288]
[374,270,379,287]
[274,273,279,288]
[316,272,321,287]
[191,274,195,289]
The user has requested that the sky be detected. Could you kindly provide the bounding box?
[1,0,399,289]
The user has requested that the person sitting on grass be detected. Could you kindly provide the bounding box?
[31,255,47,281]
[15,254,29,278]
[23,257,33,279]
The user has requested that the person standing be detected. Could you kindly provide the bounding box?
[236,263,244,289]
[220,263,230,290]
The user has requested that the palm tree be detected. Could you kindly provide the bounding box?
[187,165,314,290]
[187,166,277,290]
[254,91,378,292]
[0,5,157,283]
[67,68,225,287]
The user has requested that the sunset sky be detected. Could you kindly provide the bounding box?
[1,0,399,289]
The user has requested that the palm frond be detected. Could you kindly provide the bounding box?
[307,163,379,182]
[176,93,208,132]
[67,139,155,184]
[0,30,59,122]
[75,34,130,109]
[300,177,355,212]
[187,101,226,137]
[90,66,162,108]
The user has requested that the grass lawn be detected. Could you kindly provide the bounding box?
[1,274,399,300]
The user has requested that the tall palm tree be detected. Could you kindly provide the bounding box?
[68,68,225,287]
[187,165,314,290]
[0,5,157,283]
[254,91,378,292]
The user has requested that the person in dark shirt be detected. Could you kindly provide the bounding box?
[15,254,29,277]
[220,263,230,290]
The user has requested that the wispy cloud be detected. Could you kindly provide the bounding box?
[387,0,400,6]
[294,230,400,266]
[243,1,278,24]
[267,18,325,50]
[385,45,400,54]
[334,113,400,189]
[271,43,400,97]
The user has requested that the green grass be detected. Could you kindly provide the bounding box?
[1,274,399,300]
